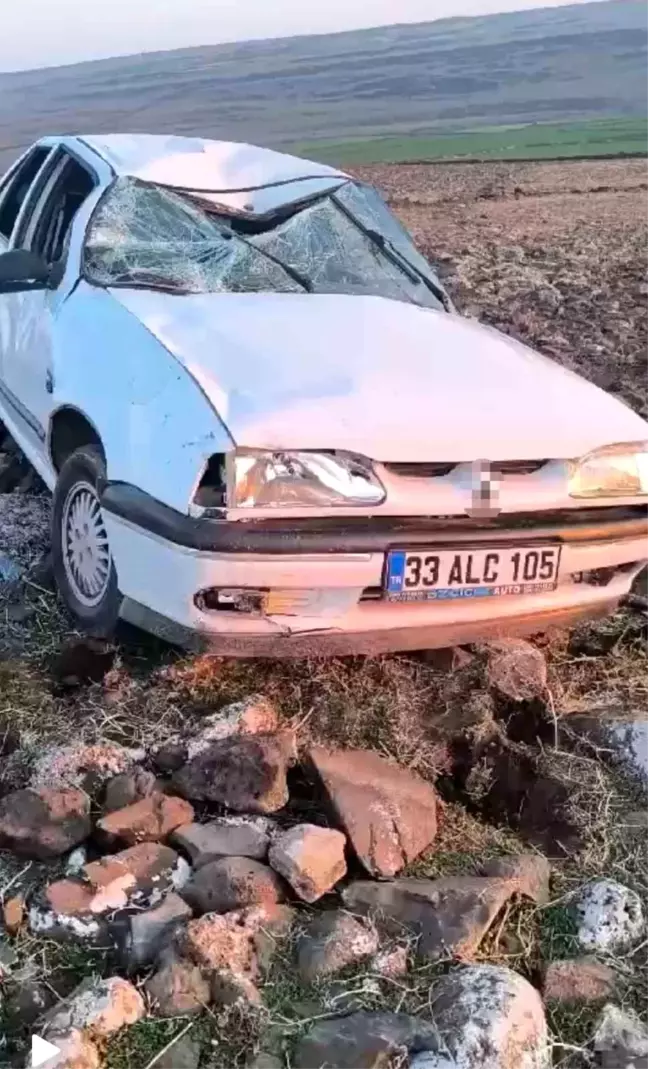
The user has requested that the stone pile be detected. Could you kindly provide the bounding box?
[0,651,643,1068]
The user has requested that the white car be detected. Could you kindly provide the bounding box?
[0,133,646,656]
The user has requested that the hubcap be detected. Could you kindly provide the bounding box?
[61,480,112,607]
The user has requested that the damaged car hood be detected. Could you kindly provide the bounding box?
[111,290,647,462]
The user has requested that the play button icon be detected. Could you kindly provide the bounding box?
[31,1035,61,1067]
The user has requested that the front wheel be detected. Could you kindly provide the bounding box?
[51,445,121,636]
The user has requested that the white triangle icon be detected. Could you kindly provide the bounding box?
[31,1035,61,1067]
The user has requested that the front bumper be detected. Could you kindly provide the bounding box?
[101,491,648,656]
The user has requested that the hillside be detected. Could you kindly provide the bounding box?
[0,0,646,171]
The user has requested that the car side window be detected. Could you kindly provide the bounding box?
[20,153,96,271]
[0,146,51,242]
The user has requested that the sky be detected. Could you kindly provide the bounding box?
[2,0,610,72]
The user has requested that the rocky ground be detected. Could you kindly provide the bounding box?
[0,158,646,1068]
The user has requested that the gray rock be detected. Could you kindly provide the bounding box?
[152,741,188,774]
[482,638,548,702]
[423,965,550,1069]
[172,818,272,867]
[607,719,648,786]
[185,696,279,757]
[294,1011,438,1069]
[0,787,90,860]
[154,1033,201,1069]
[343,875,519,960]
[296,910,379,983]
[182,857,285,914]
[593,1003,648,1068]
[40,975,145,1038]
[173,732,294,813]
[573,878,645,953]
[103,769,158,813]
[120,892,192,970]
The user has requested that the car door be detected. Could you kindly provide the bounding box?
[0,148,97,457]
[0,144,54,405]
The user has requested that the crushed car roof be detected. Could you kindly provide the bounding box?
[80,134,346,192]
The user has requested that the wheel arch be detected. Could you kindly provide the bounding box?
[48,405,105,473]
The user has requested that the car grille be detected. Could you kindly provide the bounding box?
[383,459,548,478]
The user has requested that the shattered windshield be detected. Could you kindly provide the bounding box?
[84,176,446,310]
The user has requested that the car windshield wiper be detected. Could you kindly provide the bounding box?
[112,271,192,295]
[331,194,450,308]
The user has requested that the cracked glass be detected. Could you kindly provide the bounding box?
[84,176,445,309]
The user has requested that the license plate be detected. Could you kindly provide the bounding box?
[385,544,561,601]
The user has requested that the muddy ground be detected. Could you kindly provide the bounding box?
[0,158,646,1067]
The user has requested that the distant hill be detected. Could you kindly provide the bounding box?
[0,0,646,171]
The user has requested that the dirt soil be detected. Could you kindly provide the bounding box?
[0,158,646,1068]
[356,157,648,418]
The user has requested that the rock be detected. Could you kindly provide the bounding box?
[182,904,293,1004]
[370,945,408,979]
[41,976,145,1038]
[482,638,548,702]
[30,843,187,942]
[152,740,188,774]
[572,879,645,953]
[119,892,193,970]
[32,1029,100,1069]
[268,824,347,902]
[145,949,211,1016]
[606,719,648,786]
[172,817,273,867]
[0,787,90,859]
[309,746,437,877]
[50,638,116,690]
[544,958,616,1004]
[6,979,56,1025]
[155,1032,202,1069]
[186,696,279,757]
[481,854,550,905]
[83,842,185,903]
[97,793,195,846]
[343,875,520,960]
[103,768,158,813]
[171,816,272,868]
[421,965,550,1069]
[30,742,145,792]
[183,856,285,914]
[3,894,25,936]
[296,910,379,982]
[592,1003,648,1068]
[294,1011,438,1069]
[65,846,87,876]
[173,732,294,813]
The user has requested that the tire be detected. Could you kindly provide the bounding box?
[51,445,121,636]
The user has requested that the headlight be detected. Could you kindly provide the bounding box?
[569,442,648,499]
[228,450,386,508]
